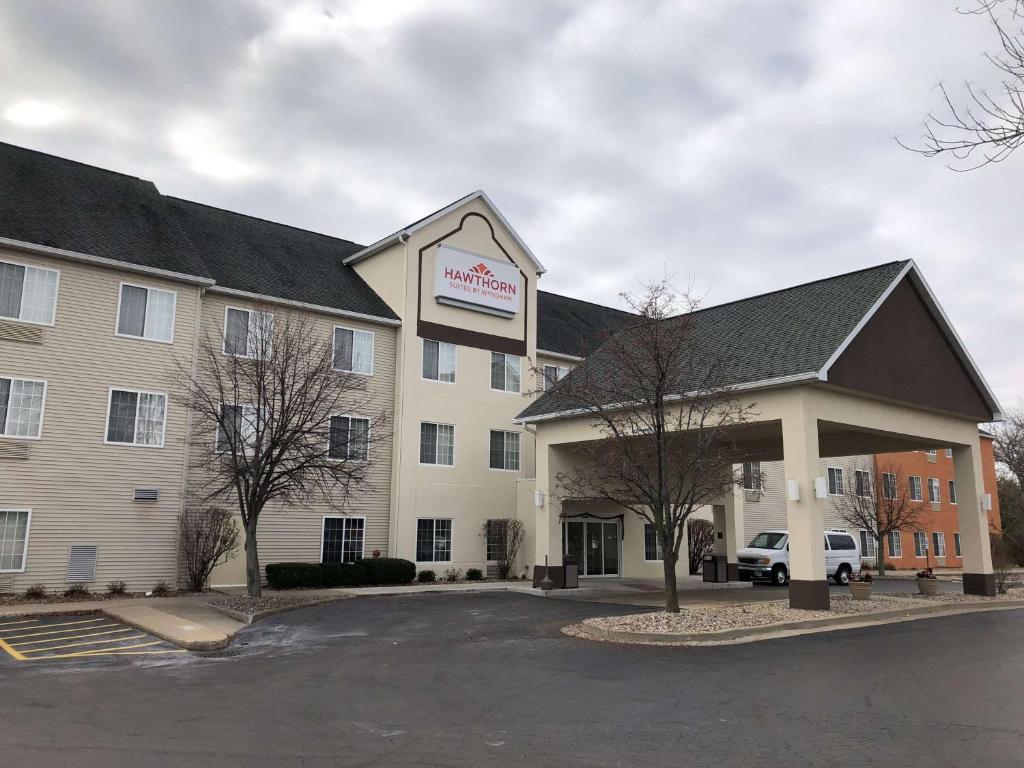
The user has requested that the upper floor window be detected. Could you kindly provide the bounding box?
[216,404,259,454]
[333,326,374,375]
[224,307,273,358]
[948,480,958,505]
[422,339,456,383]
[542,364,569,392]
[328,415,369,461]
[855,470,872,498]
[0,377,46,439]
[827,466,845,495]
[945,448,953,459]
[882,472,897,500]
[490,352,520,393]
[0,259,59,325]
[106,388,166,447]
[742,461,761,491]
[116,283,176,343]
[928,477,941,504]
[925,449,937,462]
[420,422,454,466]
[489,430,520,471]
[909,475,923,502]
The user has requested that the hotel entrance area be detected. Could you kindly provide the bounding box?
[563,519,621,576]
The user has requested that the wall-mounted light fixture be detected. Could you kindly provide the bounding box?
[787,480,800,501]
[534,489,545,508]
[814,477,829,500]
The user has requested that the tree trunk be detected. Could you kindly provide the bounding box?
[663,553,680,613]
[876,535,886,576]
[244,520,261,598]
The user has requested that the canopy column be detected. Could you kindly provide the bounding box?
[953,441,996,595]
[712,483,744,580]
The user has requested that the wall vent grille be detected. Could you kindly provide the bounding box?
[0,321,43,344]
[0,442,29,460]
[133,488,160,502]
[66,545,98,583]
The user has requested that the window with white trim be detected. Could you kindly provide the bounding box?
[106,389,166,446]
[0,377,46,439]
[644,523,664,561]
[489,430,520,471]
[328,416,369,461]
[216,404,259,454]
[827,466,845,495]
[928,477,940,504]
[914,531,928,558]
[882,472,897,500]
[889,530,903,558]
[909,475,923,501]
[422,339,456,383]
[416,518,452,562]
[0,259,58,325]
[948,480,958,504]
[420,422,454,466]
[224,307,273,358]
[859,530,877,559]
[0,509,30,572]
[955,532,962,557]
[932,531,946,557]
[490,352,521,392]
[542,364,569,392]
[926,449,937,462]
[322,517,365,563]
[116,283,176,342]
[945,448,953,459]
[742,461,762,492]
[855,470,872,498]
[334,326,374,375]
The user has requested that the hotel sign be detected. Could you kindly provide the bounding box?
[434,245,520,317]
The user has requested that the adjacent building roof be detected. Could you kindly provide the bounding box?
[537,290,636,358]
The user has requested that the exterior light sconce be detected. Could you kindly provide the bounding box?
[534,489,545,508]
[787,480,800,501]
[981,493,993,512]
[814,477,829,500]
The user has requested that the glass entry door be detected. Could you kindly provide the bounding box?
[563,520,620,576]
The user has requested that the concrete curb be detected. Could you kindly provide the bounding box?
[202,595,354,626]
[104,609,230,652]
[570,599,1024,646]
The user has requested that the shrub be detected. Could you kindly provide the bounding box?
[265,562,324,589]
[465,568,483,581]
[151,581,171,597]
[63,584,90,598]
[417,569,436,583]
[106,580,128,595]
[23,584,47,600]
[356,557,416,586]
[322,562,369,588]
[179,506,240,592]
[443,567,462,583]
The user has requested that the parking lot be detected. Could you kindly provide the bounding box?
[0,614,185,663]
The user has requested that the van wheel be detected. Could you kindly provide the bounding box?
[835,565,851,586]
[771,565,788,586]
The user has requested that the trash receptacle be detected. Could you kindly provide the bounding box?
[703,554,727,583]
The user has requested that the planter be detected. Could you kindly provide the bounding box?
[917,577,940,596]
[849,582,873,601]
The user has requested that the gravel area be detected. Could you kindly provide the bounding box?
[0,590,159,605]
[582,589,1024,636]
[205,593,347,617]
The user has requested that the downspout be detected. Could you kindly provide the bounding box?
[387,232,409,557]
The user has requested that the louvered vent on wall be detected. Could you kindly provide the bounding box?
[0,320,43,344]
[67,545,98,583]
[133,488,160,502]
[0,574,14,594]
[0,442,29,460]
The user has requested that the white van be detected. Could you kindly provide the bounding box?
[737,530,862,586]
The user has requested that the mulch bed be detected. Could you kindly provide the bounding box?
[204,593,347,619]
[0,591,168,605]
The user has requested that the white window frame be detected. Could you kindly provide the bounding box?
[933,531,947,558]
[222,306,274,359]
[882,472,897,500]
[104,387,167,448]
[945,448,953,459]
[215,403,260,455]
[0,508,31,573]
[114,282,177,344]
[925,449,937,462]
[542,364,569,392]
[827,466,845,496]
[889,530,903,558]
[488,429,521,472]
[320,515,366,563]
[416,517,452,563]
[948,480,958,505]
[914,531,928,558]
[643,523,664,561]
[909,475,923,502]
[854,469,872,498]
[419,421,455,467]
[859,530,877,559]
[327,414,370,462]
[421,339,457,384]
[490,352,521,394]
[0,375,47,441]
[927,477,941,504]
[333,325,375,376]
[0,257,60,326]
[742,461,762,492]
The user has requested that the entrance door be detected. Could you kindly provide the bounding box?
[563,520,620,576]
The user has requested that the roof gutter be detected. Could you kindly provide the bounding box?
[536,348,585,363]
[207,285,402,327]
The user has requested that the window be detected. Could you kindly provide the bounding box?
[490,352,521,392]
[422,339,456,383]
[928,477,940,504]
[106,389,166,446]
[827,466,845,495]
[926,449,937,462]
[489,430,520,471]
[216,404,259,454]
[116,283,176,342]
[0,377,46,439]
[909,475,923,501]
[932,532,946,557]
[644,523,664,561]
[955,532,962,557]
[328,416,369,461]
[889,530,903,558]
[0,509,30,572]
[827,534,856,550]
[859,531,877,559]
[542,364,569,392]
[416,518,452,562]
[945,448,953,459]
[420,422,454,466]
[485,520,506,562]
[321,517,365,564]
[224,307,273,358]
[948,480,958,505]
[742,461,762,492]
[855,470,872,498]
[882,472,897,500]
[914,531,928,558]
[0,259,58,325]
[334,326,374,375]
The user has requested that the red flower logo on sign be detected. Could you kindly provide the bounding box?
[469,263,494,277]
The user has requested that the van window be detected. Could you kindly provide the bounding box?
[827,534,856,550]
[749,532,787,549]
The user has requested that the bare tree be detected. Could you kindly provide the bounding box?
[174,308,386,597]
[831,457,926,576]
[179,506,240,592]
[687,518,715,575]
[901,1,1024,169]
[483,519,526,580]
[539,279,757,612]
[993,407,1024,484]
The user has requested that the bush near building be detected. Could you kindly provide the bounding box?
[265,559,416,590]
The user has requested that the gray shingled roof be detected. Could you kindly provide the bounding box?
[518,261,910,421]
[537,290,636,358]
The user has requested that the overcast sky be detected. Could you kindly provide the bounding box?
[1,1,1020,408]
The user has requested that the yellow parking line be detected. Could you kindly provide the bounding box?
[33,641,184,660]
[0,617,106,636]
[0,619,40,628]
[2,622,121,641]
[11,627,134,648]
[20,634,146,654]
[0,636,26,661]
